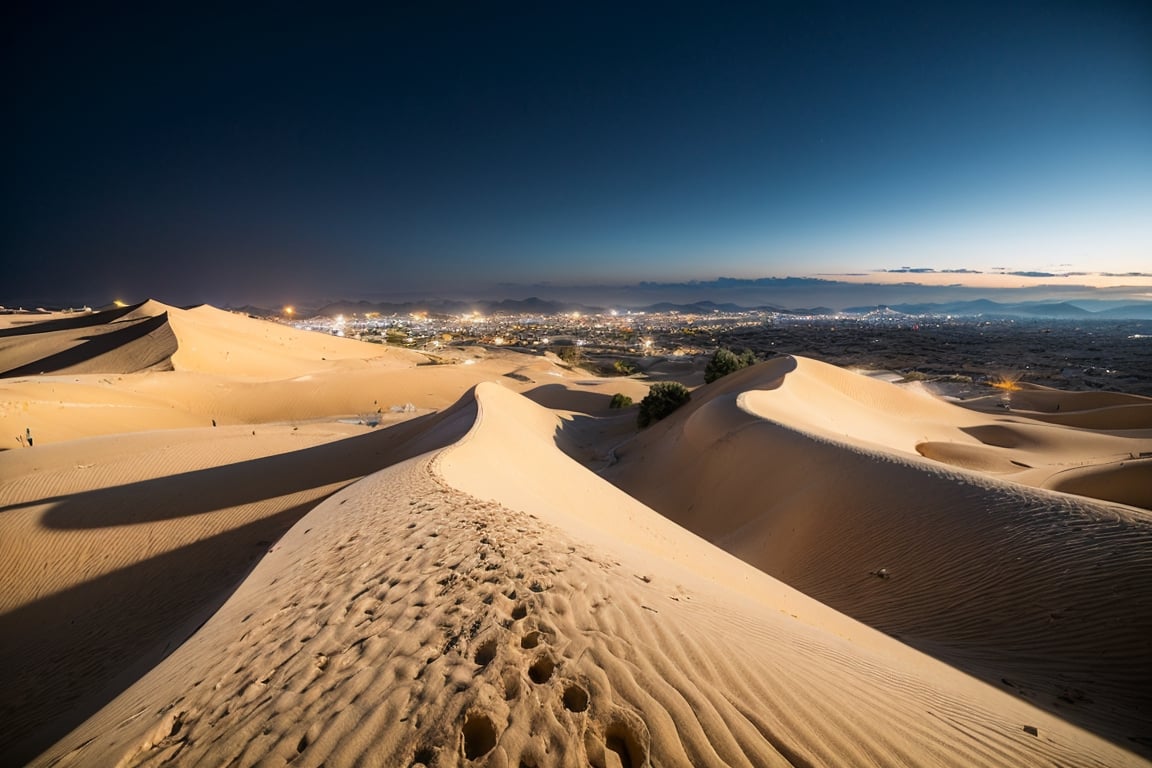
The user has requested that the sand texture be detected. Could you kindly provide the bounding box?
[2,304,1150,766]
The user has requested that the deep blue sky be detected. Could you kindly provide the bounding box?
[4,2,1150,307]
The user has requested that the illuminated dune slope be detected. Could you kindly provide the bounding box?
[603,355,1152,752]
[0,399,476,764]
[34,384,1141,767]
[0,300,640,446]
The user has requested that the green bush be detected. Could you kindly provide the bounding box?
[613,359,638,376]
[555,345,583,366]
[637,382,691,427]
[704,348,757,383]
[609,393,633,409]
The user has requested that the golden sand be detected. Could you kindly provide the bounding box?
[2,301,1149,766]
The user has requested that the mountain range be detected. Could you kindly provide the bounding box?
[232,297,1152,320]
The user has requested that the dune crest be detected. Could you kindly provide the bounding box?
[0,303,639,446]
[28,383,1143,766]
[5,306,1150,766]
[604,355,1152,752]
[0,300,425,380]
[0,303,178,377]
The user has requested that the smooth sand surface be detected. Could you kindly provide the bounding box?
[2,305,1150,766]
[0,301,648,447]
[605,356,1152,757]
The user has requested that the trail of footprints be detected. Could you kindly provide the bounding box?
[97,453,1152,768]
[116,463,650,768]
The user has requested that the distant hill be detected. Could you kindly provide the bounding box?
[781,306,837,315]
[485,297,603,315]
[236,296,1152,321]
[311,298,839,317]
[1012,302,1094,317]
[1092,304,1152,320]
[228,304,283,319]
[635,300,755,313]
[295,297,605,318]
[840,305,905,315]
[843,300,1151,319]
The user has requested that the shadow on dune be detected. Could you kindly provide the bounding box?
[19,406,463,528]
[600,357,1152,758]
[0,503,316,765]
[550,412,641,471]
[1012,403,1152,430]
[0,395,479,764]
[0,311,176,377]
[0,303,139,338]
[522,382,619,414]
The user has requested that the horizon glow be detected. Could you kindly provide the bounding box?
[3,3,1149,308]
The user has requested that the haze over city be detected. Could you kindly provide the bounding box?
[5,2,1150,309]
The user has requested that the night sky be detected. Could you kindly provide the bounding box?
[4,2,1150,308]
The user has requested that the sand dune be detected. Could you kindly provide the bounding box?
[604,355,1152,754]
[165,303,427,378]
[0,405,477,762]
[958,384,1152,430]
[3,305,1151,766]
[27,384,1142,767]
[0,299,424,380]
[0,303,643,446]
[0,308,178,377]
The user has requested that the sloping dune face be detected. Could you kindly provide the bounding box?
[0,301,627,446]
[0,401,477,764]
[0,300,425,380]
[35,384,1142,767]
[0,302,178,376]
[604,355,1152,753]
[166,304,427,377]
[0,299,421,446]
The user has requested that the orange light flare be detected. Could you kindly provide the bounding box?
[989,372,1022,393]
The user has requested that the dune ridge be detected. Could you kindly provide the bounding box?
[0,399,480,763]
[29,384,1143,766]
[604,355,1152,752]
[0,309,178,377]
[0,301,648,446]
[3,304,1150,766]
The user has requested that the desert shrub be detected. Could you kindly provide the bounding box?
[609,393,633,409]
[704,348,757,383]
[613,359,638,376]
[637,382,690,427]
[555,345,583,366]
